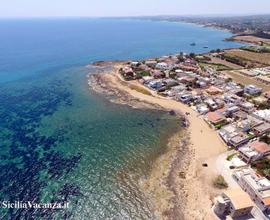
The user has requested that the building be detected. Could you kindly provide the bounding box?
[156,62,169,70]
[244,84,263,96]
[239,141,270,163]
[196,104,209,114]
[238,101,255,113]
[145,60,157,68]
[206,86,223,95]
[176,92,193,104]
[229,133,250,148]
[204,98,218,111]
[121,67,135,79]
[253,110,270,123]
[233,169,270,213]
[207,111,226,126]
[219,124,239,145]
[253,122,270,136]
[148,80,164,90]
[213,189,254,218]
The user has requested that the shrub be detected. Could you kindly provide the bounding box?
[226,153,237,161]
[213,175,228,189]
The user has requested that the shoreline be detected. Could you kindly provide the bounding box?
[87,62,227,219]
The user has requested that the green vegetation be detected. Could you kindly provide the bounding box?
[214,121,228,130]
[199,62,232,71]
[225,77,233,83]
[251,159,270,178]
[241,45,270,53]
[213,175,228,189]
[260,136,270,145]
[257,102,270,110]
[221,54,248,67]
[226,153,237,161]
[135,71,150,79]
[129,85,152,96]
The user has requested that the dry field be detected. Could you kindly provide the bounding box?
[225,49,270,66]
[222,70,270,92]
[232,35,270,45]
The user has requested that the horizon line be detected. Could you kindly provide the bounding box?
[0,13,270,19]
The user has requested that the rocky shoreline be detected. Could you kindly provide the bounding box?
[87,62,225,220]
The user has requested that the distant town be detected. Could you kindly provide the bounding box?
[119,38,270,219]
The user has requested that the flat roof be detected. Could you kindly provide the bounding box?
[223,189,253,210]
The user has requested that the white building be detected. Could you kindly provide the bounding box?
[244,85,263,96]
[239,141,270,163]
[156,62,169,70]
[233,169,270,213]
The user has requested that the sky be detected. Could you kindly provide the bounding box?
[1,0,270,18]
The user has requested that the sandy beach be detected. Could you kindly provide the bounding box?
[88,62,227,220]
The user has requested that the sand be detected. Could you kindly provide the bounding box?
[88,63,227,220]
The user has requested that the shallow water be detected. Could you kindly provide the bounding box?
[0,18,243,219]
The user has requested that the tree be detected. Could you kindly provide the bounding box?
[189,53,196,59]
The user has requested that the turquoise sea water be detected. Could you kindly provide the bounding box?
[0,18,243,219]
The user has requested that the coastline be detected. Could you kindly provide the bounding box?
[87,62,227,219]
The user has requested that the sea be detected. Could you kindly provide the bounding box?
[0,18,243,219]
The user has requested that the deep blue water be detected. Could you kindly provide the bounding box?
[0,18,243,219]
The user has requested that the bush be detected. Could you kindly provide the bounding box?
[213,175,228,189]
[226,153,237,161]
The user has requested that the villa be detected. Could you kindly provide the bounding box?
[239,141,270,163]
[213,189,254,218]
[244,84,263,96]
[233,169,270,213]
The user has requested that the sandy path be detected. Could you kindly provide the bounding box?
[89,64,227,219]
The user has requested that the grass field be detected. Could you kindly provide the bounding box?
[225,49,270,66]
[199,62,232,71]
[129,84,152,96]
[223,70,270,92]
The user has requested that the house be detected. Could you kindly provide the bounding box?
[130,61,140,68]
[224,106,240,117]
[232,110,248,120]
[207,111,226,126]
[148,80,164,90]
[213,189,254,218]
[219,124,239,145]
[196,104,209,114]
[239,141,270,163]
[177,92,193,104]
[244,85,262,96]
[253,110,270,123]
[252,122,270,136]
[229,133,250,148]
[237,116,264,132]
[178,76,196,87]
[224,93,243,105]
[233,169,270,213]
[206,86,223,95]
[141,76,154,84]
[238,101,255,113]
[156,62,169,70]
[151,69,165,79]
[121,67,135,79]
[163,79,178,88]
[145,60,157,68]
[204,98,218,111]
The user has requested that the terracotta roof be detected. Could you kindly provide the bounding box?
[207,111,225,123]
[263,197,270,206]
[223,189,253,210]
[250,141,270,154]
[206,86,223,94]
